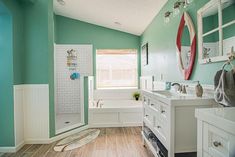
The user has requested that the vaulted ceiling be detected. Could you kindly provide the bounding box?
[53,0,167,36]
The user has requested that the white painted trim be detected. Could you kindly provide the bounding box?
[197,0,234,64]
[56,122,85,135]
[0,141,25,153]
[89,123,142,128]
[80,77,85,128]
[14,86,24,151]
[0,125,89,153]
[14,84,49,89]
[23,125,89,144]
[0,147,17,153]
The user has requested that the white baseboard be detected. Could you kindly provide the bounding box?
[89,123,142,128]
[0,141,25,153]
[0,125,89,153]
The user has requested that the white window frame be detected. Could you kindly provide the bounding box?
[96,49,138,89]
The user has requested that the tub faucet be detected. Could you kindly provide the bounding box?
[96,99,103,107]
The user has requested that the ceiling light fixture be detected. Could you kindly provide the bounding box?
[164,0,193,23]
[57,0,66,5]
[114,22,121,26]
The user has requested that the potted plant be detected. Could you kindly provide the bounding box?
[133,92,140,101]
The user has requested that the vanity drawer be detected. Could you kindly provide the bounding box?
[143,108,154,126]
[203,123,235,157]
[153,117,167,147]
[149,99,160,112]
[142,95,150,106]
[158,102,168,120]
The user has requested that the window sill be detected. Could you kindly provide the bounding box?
[96,87,138,90]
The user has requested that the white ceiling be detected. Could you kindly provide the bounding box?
[53,0,167,36]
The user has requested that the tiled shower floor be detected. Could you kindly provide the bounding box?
[56,113,82,134]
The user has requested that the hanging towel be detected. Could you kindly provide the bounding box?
[214,69,235,107]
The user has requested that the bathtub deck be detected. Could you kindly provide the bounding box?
[1,127,154,157]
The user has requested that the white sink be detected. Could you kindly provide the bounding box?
[143,90,216,106]
[152,90,192,98]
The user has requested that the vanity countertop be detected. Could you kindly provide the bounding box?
[195,107,235,135]
[142,89,216,106]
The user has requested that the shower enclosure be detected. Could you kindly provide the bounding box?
[54,44,93,134]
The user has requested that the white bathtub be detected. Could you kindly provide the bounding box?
[89,99,143,127]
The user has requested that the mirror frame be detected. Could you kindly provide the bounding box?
[176,12,196,80]
[197,0,235,64]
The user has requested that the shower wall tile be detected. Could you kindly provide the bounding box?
[55,45,93,114]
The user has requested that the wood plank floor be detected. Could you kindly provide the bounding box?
[1,127,154,157]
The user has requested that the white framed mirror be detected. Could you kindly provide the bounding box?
[197,0,235,64]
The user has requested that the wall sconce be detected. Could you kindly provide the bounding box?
[57,0,66,5]
[173,1,185,16]
[164,0,193,23]
[164,11,173,23]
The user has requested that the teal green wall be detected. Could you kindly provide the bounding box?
[0,0,26,146]
[141,0,235,84]
[0,0,55,145]
[22,0,53,84]
[6,0,25,85]
[0,4,14,146]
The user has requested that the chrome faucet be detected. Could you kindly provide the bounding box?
[172,83,182,92]
[172,83,187,94]
[96,99,103,107]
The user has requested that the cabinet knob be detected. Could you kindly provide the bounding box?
[145,115,149,117]
[213,141,222,147]
[161,110,165,113]
[150,104,154,106]
[157,126,161,129]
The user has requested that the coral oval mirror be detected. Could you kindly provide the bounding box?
[176,12,196,80]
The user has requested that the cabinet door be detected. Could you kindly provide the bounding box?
[203,123,235,157]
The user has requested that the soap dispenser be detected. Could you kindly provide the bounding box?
[195,81,203,97]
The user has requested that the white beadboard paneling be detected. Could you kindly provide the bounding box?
[23,85,50,142]
[14,85,50,143]
[14,86,25,148]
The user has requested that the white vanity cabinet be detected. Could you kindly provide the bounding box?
[143,96,170,148]
[196,108,235,157]
[142,90,216,157]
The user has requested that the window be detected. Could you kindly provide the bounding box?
[96,49,138,89]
